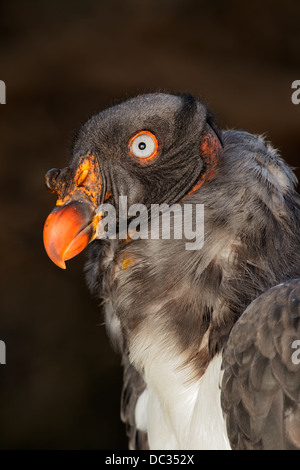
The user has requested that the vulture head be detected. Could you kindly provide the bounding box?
[43,93,221,268]
[43,93,300,450]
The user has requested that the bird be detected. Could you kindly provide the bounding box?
[43,93,300,450]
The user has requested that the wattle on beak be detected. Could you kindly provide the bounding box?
[43,155,103,269]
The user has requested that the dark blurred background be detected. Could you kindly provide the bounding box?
[0,0,299,449]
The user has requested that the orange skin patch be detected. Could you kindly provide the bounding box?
[185,125,222,198]
[56,154,102,208]
[122,256,135,271]
[104,191,112,201]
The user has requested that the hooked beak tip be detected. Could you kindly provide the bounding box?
[43,201,95,269]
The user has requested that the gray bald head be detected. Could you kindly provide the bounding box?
[71,93,215,210]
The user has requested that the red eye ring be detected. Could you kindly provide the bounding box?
[128,130,159,165]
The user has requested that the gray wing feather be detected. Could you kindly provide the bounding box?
[221,279,300,450]
[120,354,149,450]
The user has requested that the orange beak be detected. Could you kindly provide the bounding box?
[43,154,103,269]
[43,201,97,269]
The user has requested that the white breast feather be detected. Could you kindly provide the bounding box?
[134,353,231,450]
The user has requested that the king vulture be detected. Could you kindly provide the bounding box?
[43,93,300,450]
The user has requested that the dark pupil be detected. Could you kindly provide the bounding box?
[138,142,146,151]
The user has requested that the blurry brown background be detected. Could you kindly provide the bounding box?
[0,0,299,449]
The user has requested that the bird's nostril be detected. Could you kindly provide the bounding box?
[45,168,61,192]
[75,168,89,186]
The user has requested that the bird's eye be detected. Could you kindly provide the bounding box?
[129,131,159,164]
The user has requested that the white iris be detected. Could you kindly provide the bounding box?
[130,133,156,158]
